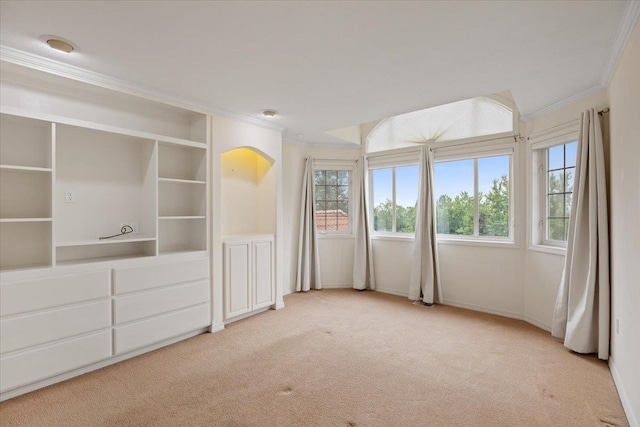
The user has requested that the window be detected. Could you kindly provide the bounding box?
[370,164,419,234]
[314,169,351,233]
[434,154,512,240]
[543,141,577,243]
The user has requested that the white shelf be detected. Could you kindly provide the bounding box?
[56,236,157,247]
[56,253,156,267]
[159,216,206,220]
[0,164,52,173]
[158,177,205,185]
[0,218,52,223]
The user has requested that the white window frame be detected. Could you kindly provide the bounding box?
[528,121,579,253]
[367,147,420,238]
[433,141,516,245]
[313,160,355,237]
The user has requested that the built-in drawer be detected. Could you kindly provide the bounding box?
[0,331,112,393]
[0,270,111,317]
[0,300,111,354]
[114,280,209,324]
[114,258,209,295]
[114,303,210,354]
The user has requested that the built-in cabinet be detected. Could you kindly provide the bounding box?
[0,64,212,401]
[223,235,275,322]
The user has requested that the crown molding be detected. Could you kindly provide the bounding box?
[0,45,285,132]
[282,137,362,149]
[600,0,640,88]
[520,85,605,122]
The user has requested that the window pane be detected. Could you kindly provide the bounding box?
[478,156,510,237]
[548,145,564,170]
[326,185,337,200]
[548,194,564,218]
[565,193,572,218]
[565,167,575,193]
[565,141,578,168]
[326,171,338,185]
[395,165,419,233]
[337,171,349,185]
[315,186,325,201]
[548,170,564,194]
[372,168,393,232]
[315,170,325,185]
[435,159,474,235]
[548,219,565,241]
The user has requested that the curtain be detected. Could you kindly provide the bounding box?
[408,146,442,304]
[552,109,610,360]
[353,157,375,290]
[296,157,322,292]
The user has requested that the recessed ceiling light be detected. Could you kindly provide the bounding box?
[262,109,278,117]
[40,35,77,53]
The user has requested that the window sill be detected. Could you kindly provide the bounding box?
[318,233,355,239]
[528,244,566,256]
[436,237,517,249]
[371,234,415,242]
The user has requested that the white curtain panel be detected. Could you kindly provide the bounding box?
[552,109,610,360]
[408,147,442,304]
[353,157,375,290]
[296,157,322,292]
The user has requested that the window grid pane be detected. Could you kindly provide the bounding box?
[315,170,350,233]
[546,142,576,242]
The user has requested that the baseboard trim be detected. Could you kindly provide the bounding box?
[443,299,524,322]
[522,315,551,332]
[0,327,209,402]
[209,322,225,333]
[374,287,409,298]
[321,283,353,289]
[609,356,639,427]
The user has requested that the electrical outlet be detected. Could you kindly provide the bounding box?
[64,189,76,203]
[119,222,139,234]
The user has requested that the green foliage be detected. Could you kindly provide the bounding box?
[547,169,573,241]
[436,175,510,237]
[373,199,417,233]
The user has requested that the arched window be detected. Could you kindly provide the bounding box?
[367,96,515,153]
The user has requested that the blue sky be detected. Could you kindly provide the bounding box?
[372,156,510,208]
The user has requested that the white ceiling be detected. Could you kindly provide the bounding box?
[0,1,634,145]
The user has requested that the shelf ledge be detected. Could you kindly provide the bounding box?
[56,237,157,247]
[0,218,53,223]
[159,216,206,220]
[0,164,52,173]
[158,178,206,185]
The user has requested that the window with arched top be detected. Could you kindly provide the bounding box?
[366,96,515,153]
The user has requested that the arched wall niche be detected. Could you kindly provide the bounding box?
[220,146,276,236]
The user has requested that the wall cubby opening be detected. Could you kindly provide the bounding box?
[0,113,51,169]
[0,169,51,219]
[56,240,157,266]
[55,124,157,246]
[0,222,52,271]
[158,143,206,182]
[159,218,206,254]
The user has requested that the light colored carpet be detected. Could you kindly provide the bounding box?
[0,289,628,426]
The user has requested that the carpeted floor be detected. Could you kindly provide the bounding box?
[0,289,628,426]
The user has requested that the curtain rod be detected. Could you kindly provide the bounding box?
[598,107,610,116]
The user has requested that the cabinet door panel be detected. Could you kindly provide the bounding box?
[0,331,112,393]
[114,280,209,324]
[253,239,274,309]
[0,270,110,317]
[114,303,209,354]
[224,241,251,319]
[1,300,111,354]
[114,258,208,294]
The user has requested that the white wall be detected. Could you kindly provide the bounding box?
[281,141,361,294]
[210,116,283,328]
[606,18,640,426]
[521,90,609,331]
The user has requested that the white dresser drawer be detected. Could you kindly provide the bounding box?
[114,303,210,354]
[0,270,111,317]
[0,300,111,354]
[114,258,209,294]
[114,280,209,324]
[0,331,112,393]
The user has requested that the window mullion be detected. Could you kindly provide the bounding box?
[392,167,397,233]
[473,158,479,236]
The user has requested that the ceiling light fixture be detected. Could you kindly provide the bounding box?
[41,35,76,53]
[262,109,278,117]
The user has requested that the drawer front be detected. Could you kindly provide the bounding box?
[0,270,111,317]
[0,300,111,354]
[114,258,209,294]
[114,303,210,354]
[0,331,112,393]
[114,280,209,324]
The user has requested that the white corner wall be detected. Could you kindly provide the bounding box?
[606,17,640,426]
[281,141,361,294]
